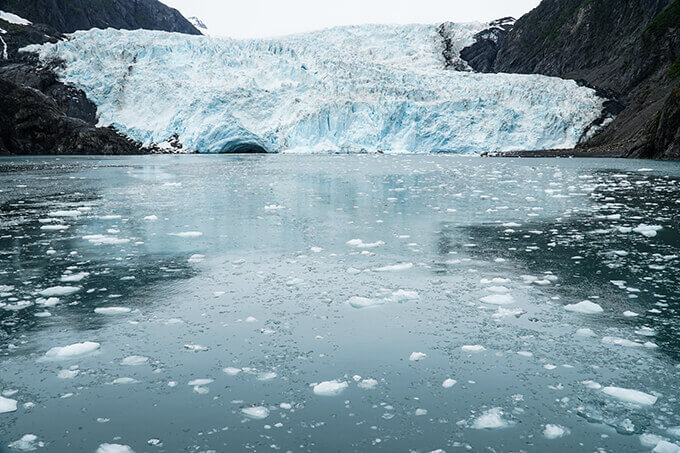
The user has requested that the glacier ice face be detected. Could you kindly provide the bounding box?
[29,24,606,153]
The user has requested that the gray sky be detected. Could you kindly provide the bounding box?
[164,0,541,38]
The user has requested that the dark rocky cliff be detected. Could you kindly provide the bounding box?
[459,0,680,159]
[0,0,199,155]
[0,0,200,35]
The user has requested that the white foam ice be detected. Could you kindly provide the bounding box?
[39,286,80,297]
[348,296,385,309]
[29,25,605,154]
[242,406,270,419]
[480,294,514,305]
[544,424,569,439]
[121,355,148,366]
[168,231,203,238]
[564,300,603,314]
[313,380,348,396]
[96,444,136,453]
[0,395,18,413]
[43,341,100,360]
[7,434,43,451]
[461,345,486,353]
[442,378,457,388]
[472,408,511,429]
[602,386,658,406]
[95,307,131,315]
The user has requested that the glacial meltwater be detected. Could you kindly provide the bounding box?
[1,155,680,452]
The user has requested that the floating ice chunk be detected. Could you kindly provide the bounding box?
[409,352,427,361]
[544,424,569,439]
[57,369,79,379]
[415,408,428,416]
[492,307,523,318]
[480,294,514,305]
[41,224,69,231]
[43,341,100,360]
[582,380,602,389]
[8,434,43,451]
[653,441,680,453]
[188,379,214,386]
[96,444,135,453]
[264,204,285,211]
[95,307,131,315]
[636,327,656,337]
[257,372,277,381]
[0,395,17,413]
[310,246,323,253]
[223,367,242,375]
[633,224,663,238]
[184,344,208,351]
[188,254,205,263]
[348,296,385,309]
[390,289,419,301]
[286,277,304,286]
[358,378,378,389]
[517,351,533,357]
[245,316,258,322]
[623,311,639,317]
[39,286,80,297]
[442,378,457,388]
[602,386,657,405]
[144,215,158,221]
[168,231,202,238]
[346,239,385,248]
[313,380,348,396]
[37,310,54,317]
[83,234,130,245]
[60,272,90,282]
[242,406,270,419]
[373,263,413,272]
[564,300,603,314]
[121,355,148,366]
[48,210,80,217]
[461,345,485,353]
[544,364,557,370]
[575,328,595,337]
[112,377,138,384]
[602,337,642,348]
[472,408,511,429]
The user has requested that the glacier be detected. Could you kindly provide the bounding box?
[28,24,607,154]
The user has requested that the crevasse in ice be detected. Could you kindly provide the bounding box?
[29,24,606,153]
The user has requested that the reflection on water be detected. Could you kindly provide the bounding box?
[0,155,679,452]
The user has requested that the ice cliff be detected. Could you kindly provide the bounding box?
[29,24,607,153]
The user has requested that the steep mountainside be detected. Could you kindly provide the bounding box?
[0,0,200,35]
[466,0,680,159]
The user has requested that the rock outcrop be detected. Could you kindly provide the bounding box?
[0,0,200,35]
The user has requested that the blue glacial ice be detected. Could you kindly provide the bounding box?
[29,23,607,153]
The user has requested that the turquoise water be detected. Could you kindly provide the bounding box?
[0,155,679,452]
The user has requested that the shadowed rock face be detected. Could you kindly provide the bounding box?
[459,0,680,159]
[457,18,515,73]
[0,78,143,155]
[0,0,201,35]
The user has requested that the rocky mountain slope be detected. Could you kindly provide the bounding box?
[0,0,200,35]
[456,0,680,159]
[0,0,199,155]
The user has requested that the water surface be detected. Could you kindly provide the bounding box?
[1,155,679,452]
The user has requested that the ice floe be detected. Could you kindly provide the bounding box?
[564,300,603,314]
[472,408,511,429]
[43,341,100,360]
[602,386,657,405]
[95,307,131,315]
[313,380,348,396]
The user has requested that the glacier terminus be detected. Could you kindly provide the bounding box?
[28,23,608,154]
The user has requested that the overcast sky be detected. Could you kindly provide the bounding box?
[164,0,541,39]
